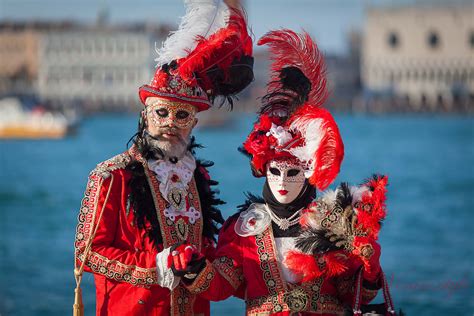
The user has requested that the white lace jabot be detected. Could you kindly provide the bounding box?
[147,153,200,223]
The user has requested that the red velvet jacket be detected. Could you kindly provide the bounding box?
[186,215,380,316]
[74,146,216,316]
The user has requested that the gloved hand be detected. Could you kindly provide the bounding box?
[352,237,381,282]
[168,242,205,280]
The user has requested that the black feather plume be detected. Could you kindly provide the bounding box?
[295,227,342,255]
[336,182,353,209]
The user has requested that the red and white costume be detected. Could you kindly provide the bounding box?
[74,147,217,315]
[73,0,253,315]
[180,29,393,315]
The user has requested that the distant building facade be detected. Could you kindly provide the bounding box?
[0,21,168,112]
[0,27,39,94]
[38,31,153,111]
[362,5,474,111]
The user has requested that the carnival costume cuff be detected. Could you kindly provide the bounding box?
[353,237,382,283]
[185,259,215,294]
[156,247,180,290]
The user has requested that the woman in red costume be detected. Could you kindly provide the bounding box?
[168,30,397,316]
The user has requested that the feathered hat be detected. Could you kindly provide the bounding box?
[242,29,344,191]
[139,0,254,111]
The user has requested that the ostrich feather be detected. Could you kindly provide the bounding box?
[336,182,353,209]
[177,10,252,88]
[288,105,344,191]
[355,175,388,239]
[257,29,328,108]
[155,0,230,67]
[295,227,341,254]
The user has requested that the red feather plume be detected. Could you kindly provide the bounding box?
[355,175,388,239]
[287,104,344,191]
[257,29,328,108]
[177,10,252,91]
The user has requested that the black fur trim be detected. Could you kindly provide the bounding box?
[126,161,163,248]
[194,159,225,242]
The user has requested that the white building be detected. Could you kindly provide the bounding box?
[362,5,474,110]
[38,30,155,110]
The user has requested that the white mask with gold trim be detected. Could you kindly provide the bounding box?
[266,158,306,204]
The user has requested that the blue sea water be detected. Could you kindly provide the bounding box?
[0,114,473,316]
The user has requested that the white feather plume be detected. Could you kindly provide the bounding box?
[288,117,324,168]
[320,188,338,205]
[154,0,230,67]
[350,185,369,205]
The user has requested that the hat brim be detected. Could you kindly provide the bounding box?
[138,85,211,112]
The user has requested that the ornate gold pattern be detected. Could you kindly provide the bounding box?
[283,288,309,312]
[213,256,244,290]
[92,152,131,179]
[175,218,189,241]
[186,260,216,294]
[77,252,157,286]
[248,226,345,315]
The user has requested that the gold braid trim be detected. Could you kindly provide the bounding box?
[77,251,157,286]
[186,260,215,294]
[213,256,244,291]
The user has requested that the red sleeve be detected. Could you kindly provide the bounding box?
[74,170,158,286]
[186,217,245,301]
[332,256,380,306]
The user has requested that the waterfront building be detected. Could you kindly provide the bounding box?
[37,30,153,111]
[362,4,474,111]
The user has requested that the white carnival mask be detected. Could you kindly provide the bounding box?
[266,158,306,204]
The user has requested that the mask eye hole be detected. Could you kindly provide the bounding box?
[287,169,300,177]
[269,167,281,176]
[176,110,190,120]
[156,108,169,118]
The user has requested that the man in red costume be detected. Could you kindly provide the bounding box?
[167,30,397,315]
[73,1,253,315]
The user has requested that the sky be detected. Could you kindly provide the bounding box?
[0,0,462,55]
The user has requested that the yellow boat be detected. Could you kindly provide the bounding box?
[0,97,71,139]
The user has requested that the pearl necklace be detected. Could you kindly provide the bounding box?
[265,204,302,231]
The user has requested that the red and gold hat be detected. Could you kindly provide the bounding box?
[242,30,344,191]
[139,1,253,112]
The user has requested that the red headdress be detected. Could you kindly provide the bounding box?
[139,0,253,111]
[242,29,343,191]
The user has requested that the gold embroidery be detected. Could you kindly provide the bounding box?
[175,218,189,241]
[186,261,215,294]
[213,256,243,290]
[78,252,157,286]
[283,288,309,312]
[249,226,345,314]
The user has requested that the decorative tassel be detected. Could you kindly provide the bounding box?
[73,285,84,316]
